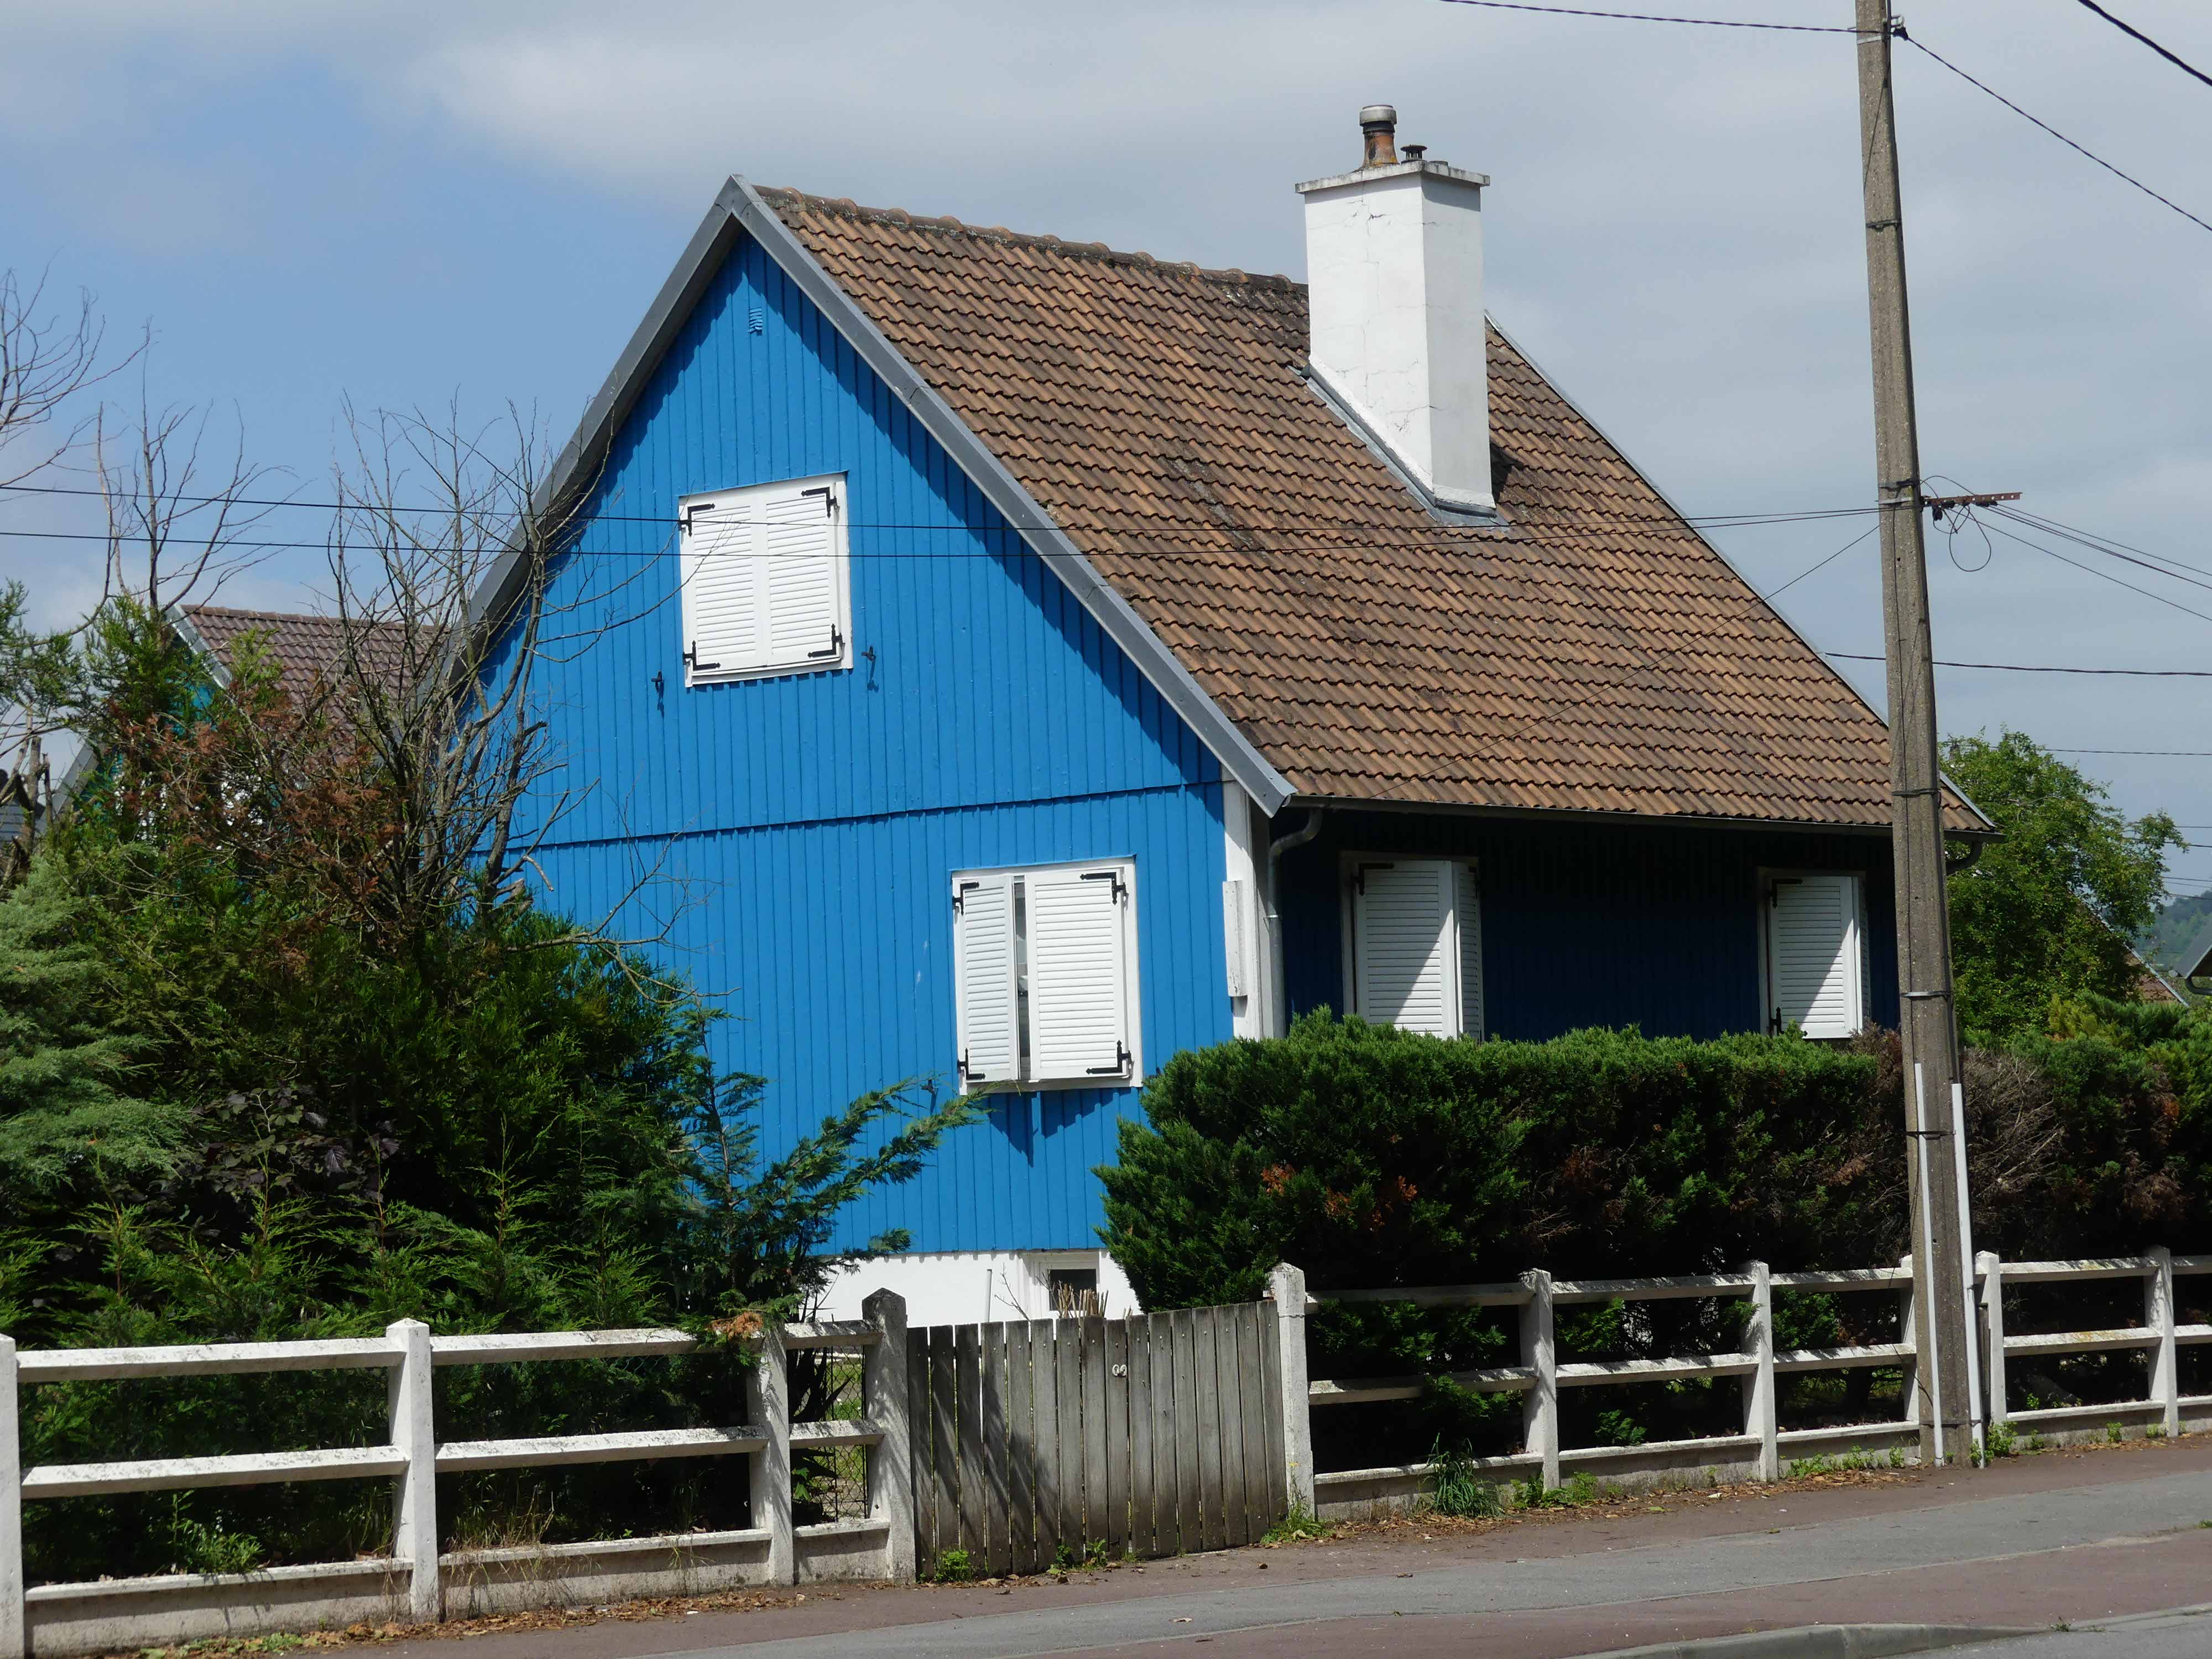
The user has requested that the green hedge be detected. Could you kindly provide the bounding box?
[1099,1010,2211,1310]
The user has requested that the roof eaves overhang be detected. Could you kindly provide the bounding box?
[469,178,1297,818]
[1284,790,1999,842]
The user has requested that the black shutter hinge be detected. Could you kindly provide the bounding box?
[1081,868,1129,902]
[683,643,720,673]
[802,484,836,519]
[954,879,980,915]
[680,503,717,534]
[808,625,844,661]
[1087,1042,1134,1077]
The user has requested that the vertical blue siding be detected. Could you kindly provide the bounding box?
[536,787,1229,1253]
[503,227,1233,1254]
[1277,812,1901,1041]
[491,233,1214,852]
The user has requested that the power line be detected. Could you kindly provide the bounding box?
[0,514,1887,559]
[1975,517,2212,626]
[1990,505,2212,587]
[1982,507,2212,596]
[1762,525,1875,599]
[2070,0,2212,92]
[2050,748,2212,758]
[0,479,1875,535]
[1903,35,2212,237]
[1436,0,1850,29]
[1829,653,2212,678]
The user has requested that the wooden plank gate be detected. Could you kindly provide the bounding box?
[906,1303,1286,1575]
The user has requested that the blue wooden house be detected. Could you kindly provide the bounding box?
[464,108,1987,1322]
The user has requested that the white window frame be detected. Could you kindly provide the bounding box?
[1756,868,1869,1040]
[676,472,852,685]
[951,857,1141,1092]
[1337,852,1485,1040]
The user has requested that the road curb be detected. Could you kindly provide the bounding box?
[1580,1624,2032,1659]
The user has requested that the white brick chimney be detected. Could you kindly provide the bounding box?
[1298,105,1494,513]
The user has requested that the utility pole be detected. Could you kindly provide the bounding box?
[1855,0,1977,1467]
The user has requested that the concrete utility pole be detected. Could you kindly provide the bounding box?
[1855,0,1977,1467]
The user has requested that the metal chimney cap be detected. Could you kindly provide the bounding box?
[1359,105,1399,168]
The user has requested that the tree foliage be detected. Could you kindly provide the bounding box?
[1944,729,2181,1044]
[0,468,973,1582]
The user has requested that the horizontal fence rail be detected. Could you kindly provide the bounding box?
[0,1295,915,1659]
[1276,1247,2209,1519]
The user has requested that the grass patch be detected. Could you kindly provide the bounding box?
[1260,1504,1335,1543]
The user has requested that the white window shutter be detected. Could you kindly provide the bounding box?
[1352,860,1454,1036]
[1027,867,1133,1082]
[1222,879,1250,999]
[952,873,1019,1088]
[1767,874,1864,1039]
[680,503,764,681]
[676,477,847,682]
[1455,862,1485,1040]
[762,486,844,668]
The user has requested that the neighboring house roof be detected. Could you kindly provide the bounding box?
[174,604,416,707]
[2180,921,2212,996]
[494,176,1991,836]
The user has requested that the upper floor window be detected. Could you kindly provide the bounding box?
[677,474,850,684]
[1762,870,1867,1039]
[952,859,1140,1091]
[1342,855,1485,1039]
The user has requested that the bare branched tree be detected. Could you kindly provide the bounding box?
[0,271,144,876]
[320,401,683,966]
[0,267,118,490]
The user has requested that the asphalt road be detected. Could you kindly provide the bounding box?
[1981,1604,2212,1659]
[384,1439,2212,1659]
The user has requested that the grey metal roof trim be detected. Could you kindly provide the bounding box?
[165,601,234,691]
[468,178,1294,817]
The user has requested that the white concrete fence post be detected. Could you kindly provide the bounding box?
[1267,1264,1315,1516]
[756,1326,794,1584]
[862,1290,915,1583]
[1977,1251,2007,1432]
[1520,1269,1559,1492]
[386,1319,439,1625]
[1896,1253,1919,1447]
[1743,1262,1779,1482]
[2147,1246,2180,1439]
[2,1333,23,1659]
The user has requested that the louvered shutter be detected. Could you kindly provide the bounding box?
[676,476,847,682]
[1455,862,1485,1040]
[1766,874,1864,1039]
[952,873,1019,1088]
[1352,860,1454,1036]
[1027,866,1133,1082]
[762,486,845,668]
[680,501,764,682]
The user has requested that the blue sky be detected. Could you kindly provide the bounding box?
[4,0,2210,885]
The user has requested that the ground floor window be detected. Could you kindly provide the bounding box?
[951,858,1140,1089]
[1340,854,1485,1039]
[1761,870,1867,1038]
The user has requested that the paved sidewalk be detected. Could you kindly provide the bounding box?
[385,1437,2212,1659]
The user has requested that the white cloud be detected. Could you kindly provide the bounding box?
[3,0,2210,827]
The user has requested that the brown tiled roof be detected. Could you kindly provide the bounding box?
[763,188,1980,833]
[181,606,415,708]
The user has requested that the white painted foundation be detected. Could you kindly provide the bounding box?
[813,1249,1138,1326]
